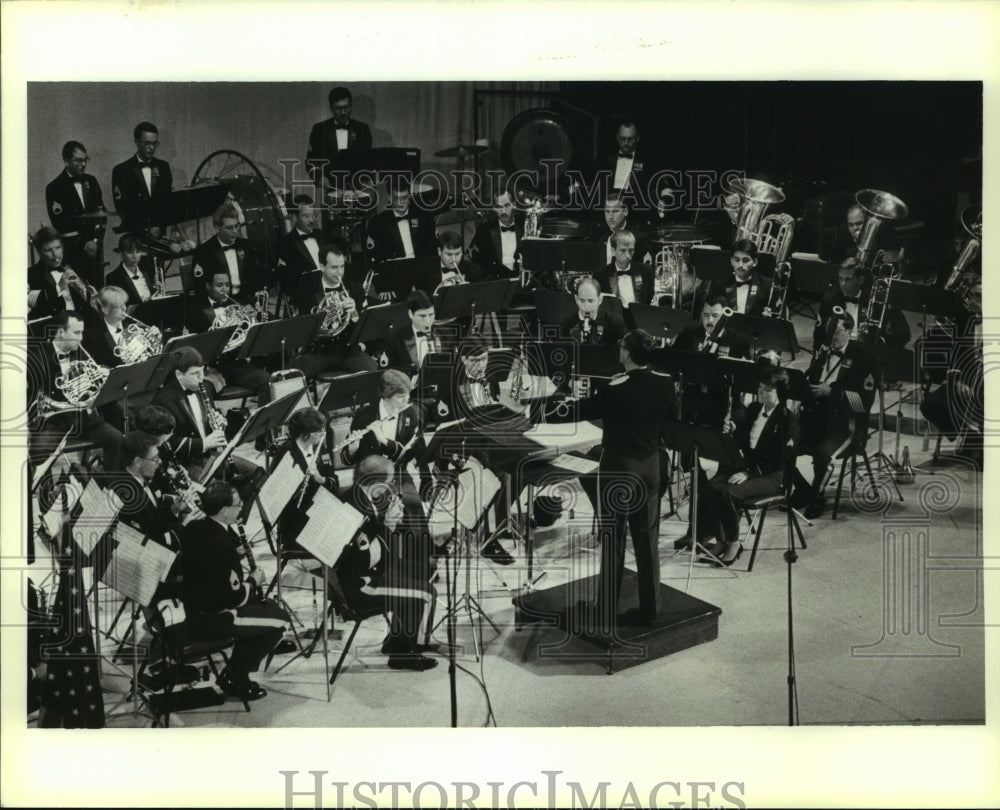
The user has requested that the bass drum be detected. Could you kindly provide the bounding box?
[192,149,288,273]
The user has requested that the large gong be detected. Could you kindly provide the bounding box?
[500,108,577,176]
[191,149,288,271]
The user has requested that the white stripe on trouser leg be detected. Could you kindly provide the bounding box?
[360,584,432,640]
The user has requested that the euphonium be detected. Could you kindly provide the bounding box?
[211,296,259,352]
[731,178,786,244]
[55,346,110,408]
[853,189,908,270]
[114,317,163,364]
[312,286,355,337]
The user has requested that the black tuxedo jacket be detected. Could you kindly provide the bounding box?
[590,222,653,265]
[733,401,800,479]
[104,472,180,547]
[383,322,460,378]
[27,341,81,407]
[469,217,523,278]
[366,209,438,263]
[46,171,105,242]
[191,236,266,304]
[106,260,156,305]
[151,378,219,462]
[710,271,773,317]
[27,262,92,321]
[672,322,750,359]
[276,228,322,294]
[290,270,365,322]
[340,401,429,471]
[306,118,373,180]
[594,261,656,305]
[593,149,654,205]
[110,155,173,231]
[560,309,625,348]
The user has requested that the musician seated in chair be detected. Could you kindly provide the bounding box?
[673,294,750,359]
[27,310,122,470]
[593,230,655,306]
[794,310,878,519]
[275,194,322,297]
[106,234,156,306]
[591,193,652,267]
[814,258,910,348]
[28,226,96,322]
[417,230,484,297]
[191,203,266,306]
[181,482,290,701]
[694,368,799,567]
[383,290,444,379]
[560,276,625,348]
[469,190,522,279]
[822,203,904,265]
[151,347,230,477]
[366,180,438,263]
[336,455,438,671]
[135,405,201,519]
[290,242,377,380]
[185,270,271,403]
[709,239,771,317]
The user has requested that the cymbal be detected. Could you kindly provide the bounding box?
[325,188,375,205]
[434,143,489,159]
[74,209,122,220]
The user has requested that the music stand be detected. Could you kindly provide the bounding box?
[889,281,967,337]
[520,239,606,276]
[133,293,190,336]
[316,369,381,417]
[533,290,577,329]
[437,280,517,343]
[724,312,800,361]
[164,327,235,368]
[370,256,434,301]
[689,246,734,284]
[347,302,410,347]
[627,303,694,343]
[661,421,743,590]
[92,354,174,433]
[236,313,323,370]
[866,344,933,481]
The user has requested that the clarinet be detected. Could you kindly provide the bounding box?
[234,520,266,602]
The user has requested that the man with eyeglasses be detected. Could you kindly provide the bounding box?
[45,140,106,286]
[111,121,174,233]
[306,86,373,189]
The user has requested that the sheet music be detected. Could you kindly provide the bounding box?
[296,487,365,567]
[40,473,83,539]
[549,453,600,475]
[455,456,502,531]
[256,451,307,524]
[72,478,123,555]
[101,522,177,606]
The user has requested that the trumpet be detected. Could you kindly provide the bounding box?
[114,316,163,364]
[55,345,110,408]
[434,269,466,296]
[211,295,259,352]
[362,268,377,298]
[152,257,167,298]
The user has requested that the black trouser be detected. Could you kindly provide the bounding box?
[340,574,436,654]
[697,469,783,545]
[593,451,663,620]
[186,599,290,683]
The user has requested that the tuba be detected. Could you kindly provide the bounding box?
[731,178,787,244]
[114,318,163,365]
[55,346,110,408]
[211,296,259,352]
[944,206,982,315]
[853,189,908,270]
[312,286,356,337]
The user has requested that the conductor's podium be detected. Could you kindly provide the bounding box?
[512,570,721,674]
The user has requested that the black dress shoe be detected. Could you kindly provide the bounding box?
[481,538,515,565]
[217,671,268,701]
[387,655,438,671]
[716,543,744,568]
[673,532,692,550]
[803,496,826,520]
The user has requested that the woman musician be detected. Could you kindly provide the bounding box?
[694,367,799,566]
